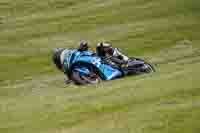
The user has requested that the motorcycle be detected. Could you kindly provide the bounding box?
[62,49,155,85]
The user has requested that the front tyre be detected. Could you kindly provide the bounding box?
[71,70,101,85]
[142,63,155,73]
[126,58,155,75]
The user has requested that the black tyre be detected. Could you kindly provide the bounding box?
[142,63,155,73]
[126,57,155,74]
[71,70,101,85]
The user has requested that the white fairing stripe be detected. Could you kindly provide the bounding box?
[60,49,69,65]
[113,48,129,61]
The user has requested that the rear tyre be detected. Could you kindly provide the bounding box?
[71,70,101,85]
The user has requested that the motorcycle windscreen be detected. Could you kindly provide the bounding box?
[100,64,122,80]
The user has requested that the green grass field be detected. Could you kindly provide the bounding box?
[0,0,200,132]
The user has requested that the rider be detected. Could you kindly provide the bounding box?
[96,42,129,66]
[53,41,129,71]
[52,41,130,83]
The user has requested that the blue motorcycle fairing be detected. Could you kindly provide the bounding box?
[63,50,94,71]
[72,56,123,80]
[98,64,123,80]
[62,49,123,80]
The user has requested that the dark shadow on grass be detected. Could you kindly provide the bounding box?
[0,17,3,24]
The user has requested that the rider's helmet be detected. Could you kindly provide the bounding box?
[78,41,89,51]
[96,42,113,56]
[52,48,65,71]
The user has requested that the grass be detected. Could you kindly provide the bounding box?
[0,0,200,133]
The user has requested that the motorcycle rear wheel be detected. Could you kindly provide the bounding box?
[71,70,101,85]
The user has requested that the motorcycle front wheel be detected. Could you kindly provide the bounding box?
[142,63,155,73]
[126,58,155,75]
